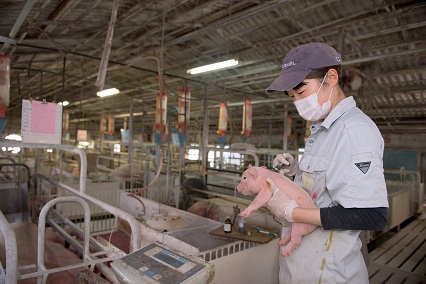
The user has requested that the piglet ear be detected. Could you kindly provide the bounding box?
[247,164,257,178]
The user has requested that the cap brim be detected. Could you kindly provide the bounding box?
[266,69,310,93]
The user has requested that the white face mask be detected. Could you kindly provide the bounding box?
[294,74,334,121]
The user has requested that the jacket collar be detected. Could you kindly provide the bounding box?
[321,96,356,129]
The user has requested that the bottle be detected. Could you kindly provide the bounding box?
[238,218,246,233]
[224,216,232,233]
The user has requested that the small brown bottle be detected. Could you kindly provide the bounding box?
[224,216,232,233]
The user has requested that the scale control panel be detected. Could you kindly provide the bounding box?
[111,242,214,284]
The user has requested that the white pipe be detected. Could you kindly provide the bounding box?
[0,142,142,252]
[60,146,142,251]
[95,155,116,172]
[418,183,425,214]
[38,196,91,284]
[72,147,88,194]
[47,216,119,284]
[0,211,18,284]
[36,174,142,252]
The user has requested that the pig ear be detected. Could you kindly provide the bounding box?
[261,166,267,169]
[247,164,257,178]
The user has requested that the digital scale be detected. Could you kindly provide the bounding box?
[111,242,214,284]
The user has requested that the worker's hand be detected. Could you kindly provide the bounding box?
[273,153,297,175]
[266,178,299,222]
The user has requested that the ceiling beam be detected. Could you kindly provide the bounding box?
[1,0,38,53]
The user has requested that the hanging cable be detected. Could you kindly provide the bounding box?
[127,6,167,197]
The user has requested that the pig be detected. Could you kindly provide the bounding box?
[0,222,82,283]
[237,165,317,256]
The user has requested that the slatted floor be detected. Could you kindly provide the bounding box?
[368,217,426,283]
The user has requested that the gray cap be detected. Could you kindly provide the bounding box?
[266,42,342,93]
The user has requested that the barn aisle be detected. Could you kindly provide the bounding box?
[368,216,426,283]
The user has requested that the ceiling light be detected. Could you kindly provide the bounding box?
[187,59,239,75]
[5,134,22,141]
[97,88,120,97]
[58,101,69,106]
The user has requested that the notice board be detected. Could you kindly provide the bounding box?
[21,99,62,144]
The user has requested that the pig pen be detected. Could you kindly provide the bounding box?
[1,142,281,283]
[46,180,281,283]
[55,173,281,281]
[0,195,132,284]
[117,191,280,284]
[0,143,142,283]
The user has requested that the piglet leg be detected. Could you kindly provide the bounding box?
[280,224,303,256]
[239,184,272,218]
[279,227,292,247]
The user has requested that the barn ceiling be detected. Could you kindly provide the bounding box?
[0,0,425,146]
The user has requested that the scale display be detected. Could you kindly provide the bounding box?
[111,242,214,284]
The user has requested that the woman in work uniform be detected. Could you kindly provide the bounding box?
[266,42,389,283]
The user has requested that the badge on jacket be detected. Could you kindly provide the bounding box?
[355,161,371,174]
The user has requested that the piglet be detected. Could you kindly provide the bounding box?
[237,165,317,256]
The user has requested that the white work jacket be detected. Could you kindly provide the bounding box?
[280,96,389,283]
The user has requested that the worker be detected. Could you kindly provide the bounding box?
[266,42,389,283]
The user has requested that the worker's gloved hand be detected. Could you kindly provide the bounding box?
[266,178,299,222]
[273,153,298,175]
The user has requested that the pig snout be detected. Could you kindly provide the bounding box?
[236,181,251,195]
[236,182,243,192]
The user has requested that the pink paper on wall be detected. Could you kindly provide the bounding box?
[30,100,56,134]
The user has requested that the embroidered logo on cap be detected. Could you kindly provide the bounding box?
[282,61,296,68]
[355,162,371,174]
